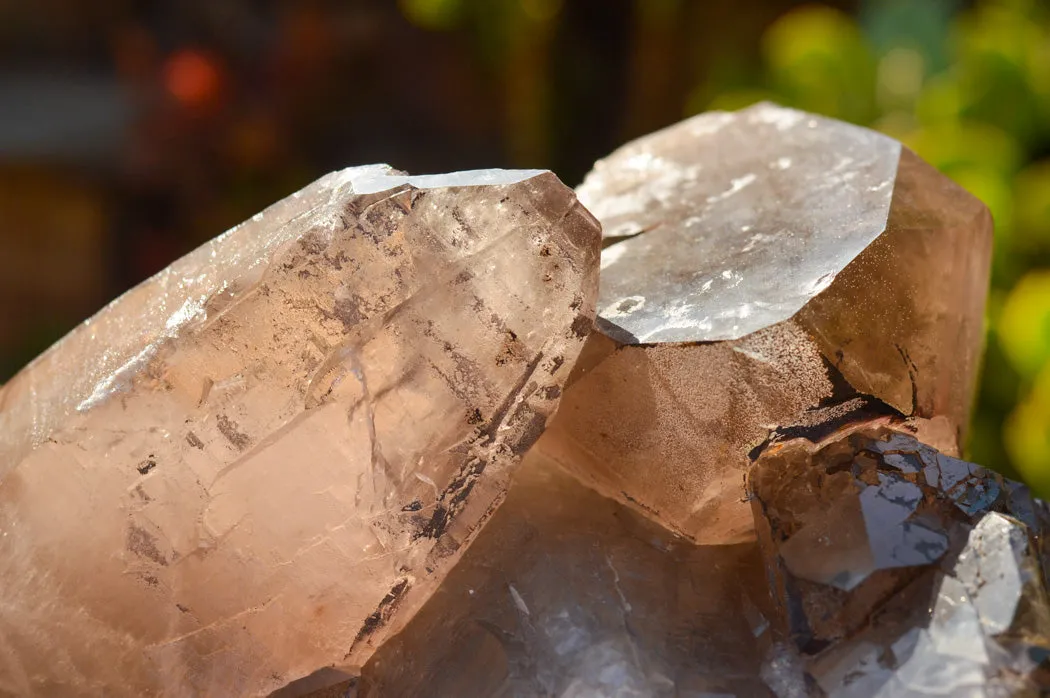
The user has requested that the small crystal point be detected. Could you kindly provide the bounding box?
[0,166,600,696]
[535,103,991,543]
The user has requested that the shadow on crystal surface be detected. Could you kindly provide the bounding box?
[750,424,1050,696]
[0,103,1022,698]
[339,421,1050,697]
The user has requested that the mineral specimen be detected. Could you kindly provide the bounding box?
[0,166,600,696]
[750,425,1050,696]
[535,102,992,543]
[0,103,1027,698]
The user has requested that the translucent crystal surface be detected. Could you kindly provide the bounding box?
[579,104,900,343]
[750,426,1050,696]
[349,426,1049,697]
[0,166,600,697]
[538,103,991,543]
[0,105,1016,697]
[357,449,773,697]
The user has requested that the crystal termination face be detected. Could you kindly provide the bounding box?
[0,105,1016,698]
[580,103,901,344]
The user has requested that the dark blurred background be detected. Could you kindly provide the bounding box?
[2,0,1049,492]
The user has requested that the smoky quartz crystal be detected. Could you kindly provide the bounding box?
[537,102,992,545]
[0,166,600,697]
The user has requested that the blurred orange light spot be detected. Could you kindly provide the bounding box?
[163,50,222,107]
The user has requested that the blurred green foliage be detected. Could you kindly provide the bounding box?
[401,0,1050,494]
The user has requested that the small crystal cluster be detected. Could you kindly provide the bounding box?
[751,426,1050,696]
[0,104,1045,697]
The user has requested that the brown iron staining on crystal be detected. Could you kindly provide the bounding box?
[749,426,1050,695]
[531,102,991,545]
[0,165,600,697]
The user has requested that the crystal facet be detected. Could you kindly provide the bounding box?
[0,166,600,697]
[537,103,992,543]
[750,426,1050,696]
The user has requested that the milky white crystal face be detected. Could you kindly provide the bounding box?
[580,103,901,344]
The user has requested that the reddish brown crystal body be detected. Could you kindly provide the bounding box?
[0,166,599,697]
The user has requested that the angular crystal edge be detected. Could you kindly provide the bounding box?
[749,423,1050,696]
[587,102,901,344]
[796,147,993,437]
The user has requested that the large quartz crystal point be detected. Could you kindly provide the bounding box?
[355,449,775,698]
[749,425,1050,696]
[0,166,600,697]
[536,102,991,544]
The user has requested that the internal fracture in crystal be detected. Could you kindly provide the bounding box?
[0,103,1021,698]
[0,165,600,697]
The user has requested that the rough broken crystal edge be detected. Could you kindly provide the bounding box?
[800,510,1050,696]
[750,424,1050,677]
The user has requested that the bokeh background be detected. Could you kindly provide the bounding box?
[1,0,1048,492]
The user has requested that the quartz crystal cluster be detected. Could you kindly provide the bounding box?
[353,426,1050,698]
[0,103,1043,698]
